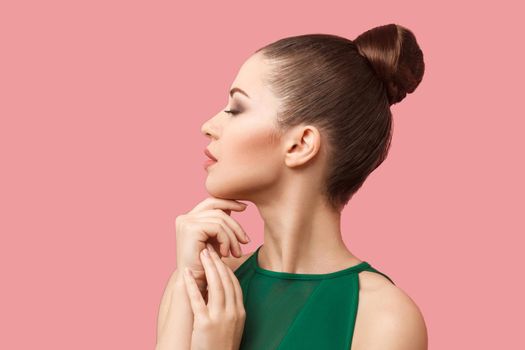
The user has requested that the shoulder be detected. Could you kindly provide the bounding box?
[351,271,428,350]
[221,250,255,272]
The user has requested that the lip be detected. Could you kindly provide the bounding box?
[204,148,218,161]
[203,158,217,169]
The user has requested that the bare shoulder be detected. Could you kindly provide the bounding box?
[351,271,428,350]
[221,250,255,272]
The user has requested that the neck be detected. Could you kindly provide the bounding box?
[253,188,359,274]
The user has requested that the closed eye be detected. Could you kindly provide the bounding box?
[224,109,240,116]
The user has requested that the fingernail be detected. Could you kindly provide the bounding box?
[203,248,210,257]
[184,267,191,276]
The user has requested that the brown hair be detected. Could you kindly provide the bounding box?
[254,23,425,211]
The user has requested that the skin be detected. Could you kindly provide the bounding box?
[201,51,428,350]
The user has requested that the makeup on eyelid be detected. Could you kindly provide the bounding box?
[224,109,240,115]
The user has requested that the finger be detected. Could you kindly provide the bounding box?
[225,262,245,311]
[198,221,233,258]
[200,245,224,308]
[195,214,246,257]
[195,209,250,245]
[182,267,207,316]
[207,243,236,309]
[209,209,251,244]
[189,197,248,215]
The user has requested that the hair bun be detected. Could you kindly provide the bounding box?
[354,23,425,106]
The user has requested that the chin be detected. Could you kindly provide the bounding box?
[205,178,235,199]
[204,177,254,201]
[205,185,239,200]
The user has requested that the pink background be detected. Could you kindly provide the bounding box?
[1,1,523,349]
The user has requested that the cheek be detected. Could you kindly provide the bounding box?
[205,127,281,197]
[228,128,277,164]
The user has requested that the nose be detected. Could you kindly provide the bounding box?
[200,119,214,138]
[200,120,209,137]
[200,111,222,138]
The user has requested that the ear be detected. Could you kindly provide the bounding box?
[284,125,321,168]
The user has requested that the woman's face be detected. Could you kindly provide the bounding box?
[200,53,285,201]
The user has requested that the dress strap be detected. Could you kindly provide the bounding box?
[361,265,396,285]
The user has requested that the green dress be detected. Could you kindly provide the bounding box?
[233,244,395,350]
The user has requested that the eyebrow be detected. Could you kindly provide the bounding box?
[229,87,250,99]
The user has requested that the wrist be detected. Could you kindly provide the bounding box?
[173,267,208,294]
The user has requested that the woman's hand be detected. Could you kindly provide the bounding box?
[175,197,250,295]
[183,243,246,350]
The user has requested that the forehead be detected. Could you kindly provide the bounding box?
[229,53,278,105]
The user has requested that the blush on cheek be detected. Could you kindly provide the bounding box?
[205,128,281,198]
[236,128,278,163]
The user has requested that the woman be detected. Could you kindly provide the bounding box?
[157,23,427,350]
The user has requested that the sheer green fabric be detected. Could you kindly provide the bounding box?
[233,244,395,350]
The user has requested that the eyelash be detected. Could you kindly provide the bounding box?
[224,109,240,116]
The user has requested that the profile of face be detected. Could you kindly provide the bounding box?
[200,52,285,202]
[200,52,324,204]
